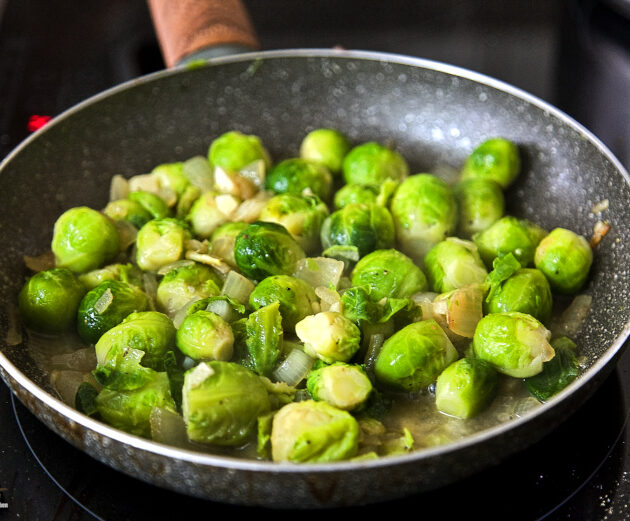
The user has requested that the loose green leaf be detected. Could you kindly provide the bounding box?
[525,336,579,402]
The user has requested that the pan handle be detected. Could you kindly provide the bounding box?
[147,0,260,68]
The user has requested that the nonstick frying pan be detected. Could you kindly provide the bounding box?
[1,1,630,509]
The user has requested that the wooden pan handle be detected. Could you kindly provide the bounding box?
[147,0,260,68]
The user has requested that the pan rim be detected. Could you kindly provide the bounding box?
[1,48,630,475]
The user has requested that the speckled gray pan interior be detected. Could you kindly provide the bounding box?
[1,49,629,508]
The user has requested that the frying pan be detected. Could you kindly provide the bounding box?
[1,1,630,509]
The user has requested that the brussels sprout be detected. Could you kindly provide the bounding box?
[453,178,505,238]
[389,174,458,263]
[472,311,554,378]
[295,311,361,364]
[342,142,408,186]
[270,399,360,462]
[333,183,379,209]
[249,275,318,331]
[78,263,143,290]
[186,191,239,239]
[94,311,177,388]
[77,280,150,344]
[96,370,176,438]
[300,128,351,174]
[152,161,190,198]
[156,262,222,317]
[18,267,86,333]
[306,362,373,411]
[485,268,553,323]
[245,301,283,377]
[473,216,548,268]
[128,190,172,219]
[103,199,153,229]
[434,358,499,419]
[233,221,306,281]
[374,319,458,392]
[176,310,234,361]
[208,130,271,171]
[461,137,521,189]
[350,249,427,301]
[525,336,580,401]
[135,218,191,272]
[210,221,248,266]
[534,228,593,294]
[51,206,120,273]
[424,238,488,294]
[258,193,330,254]
[265,158,333,201]
[320,203,395,258]
[182,361,271,446]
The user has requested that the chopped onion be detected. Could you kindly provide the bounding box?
[185,251,232,276]
[183,156,214,192]
[215,193,240,218]
[150,406,189,448]
[206,299,234,322]
[221,270,255,304]
[5,304,22,346]
[172,298,202,328]
[590,220,610,247]
[231,190,273,223]
[551,294,592,338]
[142,272,158,309]
[272,348,315,387]
[444,285,484,338]
[128,172,160,194]
[50,347,97,372]
[293,257,345,289]
[49,369,95,406]
[239,159,266,188]
[315,286,341,312]
[23,251,55,272]
[93,287,114,314]
[114,219,138,251]
[412,291,439,320]
[109,174,130,201]
[158,186,178,207]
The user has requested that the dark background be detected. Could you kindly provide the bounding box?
[1,1,630,519]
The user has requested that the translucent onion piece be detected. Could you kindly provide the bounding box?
[93,287,114,314]
[205,299,233,322]
[221,270,255,304]
[49,369,95,406]
[215,193,240,218]
[172,298,203,328]
[23,251,55,272]
[109,174,130,201]
[142,272,158,309]
[185,251,232,276]
[315,286,341,312]
[183,156,214,192]
[128,172,160,194]
[213,165,241,196]
[550,294,593,338]
[444,285,484,338]
[239,159,266,189]
[210,236,236,265]
[114,219,138,251]
[411,291,439,320]
[272,348,315,387]
[5,304,22,346]
[150,406,189,448]
[293,257,345,289]
[158,187,178,207]
[50,347,97,372]
[231,190,273,223]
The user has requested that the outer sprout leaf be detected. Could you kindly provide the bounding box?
[485,252,522,303]
[525,336,579,402]
[75,382,100,417]
[245,301,284,377]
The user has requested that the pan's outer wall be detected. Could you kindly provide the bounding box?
[0,51,629,507]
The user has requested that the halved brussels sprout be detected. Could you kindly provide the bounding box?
[295,311,361,364]
[342,142,408,186]
[156,262,222,317]
[453,178,505,238]
[182,361,271,446]
[208,130,271,171]
[320,203,395,258]
[472,311,554,378]
[77,280,150,344]
[306,362,373,411]
[258,193,330,254]
[300,128,351,174]
[435,357,499,419]
[249,274,318,331]
[350,249,427,301]
[270,399,360,462]
[374,319,458,392]
[176,310,234,361]
[51,206,120,273]
[534,227,593,294]
[424,238,488,294]
[135,218,191,272]
[389,174,458,263]
[265,158,333,201]
[18,267,86,333]
[473,215,547,268]
[233,221,306,281]
[461,137,521,189]
[128,190,172,219]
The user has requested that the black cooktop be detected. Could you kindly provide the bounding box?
[2,1,630,519]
